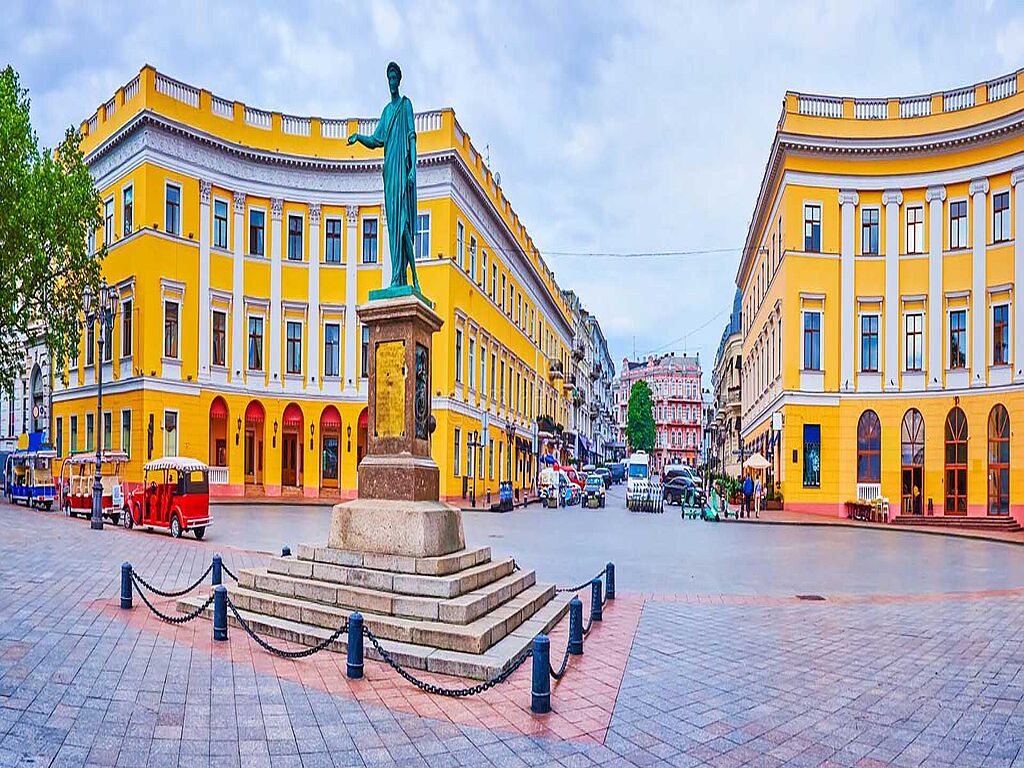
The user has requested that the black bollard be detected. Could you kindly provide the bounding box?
[347,612,364,679]
[531,635,551,713]
[590,578,603,623]
[120,562,133,609]
[281,545,291,557]
[605,562,615,601]
[212,553,222,586]
[568,598,583,655]
[213,585,228,641]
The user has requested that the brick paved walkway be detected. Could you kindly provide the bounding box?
[1,502,1023,767]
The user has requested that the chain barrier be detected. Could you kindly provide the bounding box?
[221,563,238,582]
[225,597,347,659]
[555,568,606,594]
[131,563,213,598]
[363,625,532,697]
[582,610,595,636]
[549,641,571,680]
[131,576,215,624]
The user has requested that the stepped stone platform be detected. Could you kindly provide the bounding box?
[181,542,569,679]
[891,514,1023,533]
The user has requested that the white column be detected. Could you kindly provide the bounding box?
[231,191,246,382]
[1013,168,1024,382]
[198,180,212,381]
[926,185,946,389]
[839,189,858,391]
[269,198,283,387]
[307,204,321,390]
[380,202,392,288]
[970,178,989,387]
[344,205,359,394]
[882,189,902,391]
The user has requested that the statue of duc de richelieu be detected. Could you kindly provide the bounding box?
[348,61,421,294]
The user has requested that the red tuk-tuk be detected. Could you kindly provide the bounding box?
[60,451,128,524]
[126,457,211,539]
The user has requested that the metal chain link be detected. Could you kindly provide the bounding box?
[225,597,347,659]
[131,563,213,598]
[582,610,595,636]
[131,578,214,624]
[549,641,571,680]
[555,568,607,594]
[221,563,238,582]
[363,626,532,697]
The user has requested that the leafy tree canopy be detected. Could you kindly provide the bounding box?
[626,379,655,454]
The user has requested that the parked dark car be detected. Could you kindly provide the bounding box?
[663,476,705,507]
[582,475,606,508]
[593,467,612,488]
[607,462,626,483]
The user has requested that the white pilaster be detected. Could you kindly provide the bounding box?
[839,189,858,390]
[269,198,283,387]
[969,178,989,387]
[344,205,359,394]
[926,185,946,389]
[231,191,246,382]
[307,204,321,390]
[1013,168,1024,382]
[198,180,212,381]
[882,189,902,391]
[380,202,392,288]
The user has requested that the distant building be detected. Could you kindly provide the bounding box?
[711,288,743,478]
[615,353,702,472]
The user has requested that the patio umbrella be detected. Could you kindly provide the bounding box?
[743,453,770,471]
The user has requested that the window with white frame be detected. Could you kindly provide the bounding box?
[803,204,821,252]
[905,312,924,371]
[453,428,461,476]
[993,191,1011,243]
[362,218,378,263]
[949,200,968,250]
[415,213,430,260]
[165,183,181,236]
[479,343,487,397]
[468,337,476,390]
[286,321,302,374]
[862,208,879,255]
[121,299,133,358]
[104,197,114,245]
[993,304,1010,365]
[860,315,879,372]
[481,251,488,288]
[248,316,264,371]
[213,199,229,249]
[802,311,821,371]
[249,208,265,256]
[163,410,178,456]
[906,206,924,254]
[163,300,179,359]
[212,310,226,367]
[287,214,303,261]
[122,185,133,237]
[949,309,967,369]
[360,325,370,376]
[455,329,463,383]
[456,221,465,268]
[324,323,340,377]
[121,409,131,457]
[325,218,342,263]
[469,235,477,278]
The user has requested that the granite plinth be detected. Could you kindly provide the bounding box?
[328,498,465,559]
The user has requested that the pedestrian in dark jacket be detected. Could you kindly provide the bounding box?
[742,473,754,518]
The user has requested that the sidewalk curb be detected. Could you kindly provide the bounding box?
[720,516,1024,547]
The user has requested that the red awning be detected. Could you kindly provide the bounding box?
[358,408,368,429]
[282,403,303,429]
[209,398,228,420]
[245,401,265,424]
[320,405,341,430]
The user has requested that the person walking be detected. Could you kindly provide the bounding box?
[742,473,753,519]
[754,475,763,518]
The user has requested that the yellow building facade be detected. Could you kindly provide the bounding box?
[738,69,1024,525]
[53,66,577,503]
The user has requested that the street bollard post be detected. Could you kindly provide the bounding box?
[347,612,364,679]
[213,585,228,641]
[531,635,551,714]
[212,553,222,586]
[590,578,603,623]
[282,545,291,557]
[606,562,615,601]
[568,598,583,655]
[120,562,132,609]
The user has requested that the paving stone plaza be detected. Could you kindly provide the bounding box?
[1,487,1023,767]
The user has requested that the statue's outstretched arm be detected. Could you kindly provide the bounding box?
[347,133,382,149]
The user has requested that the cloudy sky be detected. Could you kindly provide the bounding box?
[5,0,1024,384]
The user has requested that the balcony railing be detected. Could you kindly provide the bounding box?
[209,466,229,485]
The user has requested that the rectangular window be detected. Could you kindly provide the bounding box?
[500,273,506,311]
[103,412,112,451]
[324,323,340,377]
[286,321,302,374]
[213,199,229,249]
[104,197,114,245]
[362,218,378,263]
[993,191,1010,243]
[906,206,924,254]
[905,313,924,371]
[164,301,179,359]
[248,316,264,371]
[488,438,494,480]
[803,424,821,488]
[56,417,63,458]
[517,294,522,327]
[70,415,78,452]
[500,360,506,403]
[86,413,94,452]
[802,311,821,371]
[491,263,498,301]
[949,200,968,249]
[861,208,879,255]
[453,428,461,477]
[490,352,496,400]
[102,323,113,364]
[287,214,303,261]
[249,209,265,256]
[360,325,370,377]
[122,186,133,237]
[163,411,178,457]
[949,309,967,369]
[480,344,487,398]
[121,299,133,358]
[121,410,131,458]
[481,251,488,289]
[455,329,463,384]
[466,431,474,476]
[325,218,342,263]
[860,315,879,372]
[803,204,821,252]
[415,213,430,260]
[212,310,226,366]
[456,221,465,269]
[993,304,1009,365]
[469,236,477,279]
[468,337,476,390]
[165,184,181,236]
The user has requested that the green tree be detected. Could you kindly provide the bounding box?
[625,380,655,453]
[0,65,103,393]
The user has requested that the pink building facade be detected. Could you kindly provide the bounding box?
[615,354,703,473]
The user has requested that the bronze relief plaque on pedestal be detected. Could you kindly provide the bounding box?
[375,340,406,438]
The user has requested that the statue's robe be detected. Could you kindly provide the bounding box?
[371,96,417,287]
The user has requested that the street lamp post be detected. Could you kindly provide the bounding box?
[83,279,119,531]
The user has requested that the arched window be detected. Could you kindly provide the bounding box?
[856,410,881,483]
[944,407,968,515]
[988,404,1009,516]
[900,409,924,515]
